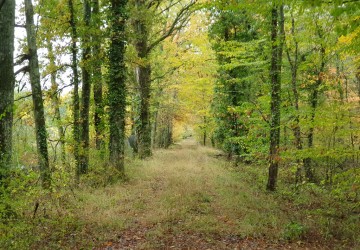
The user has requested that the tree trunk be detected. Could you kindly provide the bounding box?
[303,88,318,182]
[79,0,92,175]
[356,66,360,106]
[203,116,207,146]
[166,118,173,148]
[267,5,284,191]
[137,65,152,158]
[25,0,51,189]
[286,16,302,183]
[289,17,302,152]
[0,0,15,178]
[133,0,152,159]
[108,0,128,173]
[151,109,158,149]
[68,0,81,182]
[92,0,104,151]
[130,88,139,135]
[47,39,66,165]
[303,43,325,183]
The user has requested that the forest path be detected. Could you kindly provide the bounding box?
[80,138,326,249]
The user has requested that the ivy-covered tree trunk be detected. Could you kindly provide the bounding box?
[267,4,284,191]
[0,0,15,177]
[133,0,152,158]
[68,0,81,182]
[137,65,152,158]
[108,0,128,173]
[79,0,92,175]
[92,0,104,151]
[25,0,51,189]
[47,39,65,165]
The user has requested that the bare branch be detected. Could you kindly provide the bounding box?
[56,82,73,94]
[15,54,30,65]
[14,93,32,102]
[147,0,163,9]
[15,24,26,28]
[15,66,29,76]
[156,0,182,16]
[42,64,72,78]
[147,1,196,53]
[150,63,184,82]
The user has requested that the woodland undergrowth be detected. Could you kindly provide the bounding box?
[0,139,358,249]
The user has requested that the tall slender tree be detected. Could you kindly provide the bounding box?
[285,14,303,183]
[0,0,15,178]
[68,0,81,182]
[108,0,128,173]
[92,0,105,151]
[25,0,51,189]
[79,0,92,174]
[267,4,284,191]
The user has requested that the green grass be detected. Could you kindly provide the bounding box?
[1,138,358,249]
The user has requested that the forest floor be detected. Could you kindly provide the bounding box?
[3,138,357,249]
[84,138,343,250]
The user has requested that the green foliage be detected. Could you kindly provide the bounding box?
[283,222,307,240]
[209,2,269,161]
[275,177,360,246]
[332,168,360,202]
[0,168,40,248]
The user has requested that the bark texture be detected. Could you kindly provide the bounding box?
[68,0,81,182]
[92,0,104,151]
[267,5,284,191]
[0,0,15,177]
[109,0,128,173]
[79,0,92,175]
[25,0,51,189]
[133,0,152,158]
